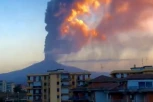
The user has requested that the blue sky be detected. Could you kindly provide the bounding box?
[0,0,49,72]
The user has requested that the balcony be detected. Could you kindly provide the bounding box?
[33,93,42,95]
[70,86,75,89]
[61,100,71,102]
[70,96,89,102]
[27,80,33,83]
[33,99,42,102]
[27,100,32,102]
[27,87,32,90]
[61,78,71,82]
[33,86,41,89]
[27,93,32,96]
[61,93,69,95]
[61,83,71,88]
[85,78,90,81]
[61,95,70,101]
[77,77,86,82]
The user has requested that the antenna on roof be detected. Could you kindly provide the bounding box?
[142,58,143,66]
[134,64,136,68]
[146,57,148,65]
[101,64,103,72]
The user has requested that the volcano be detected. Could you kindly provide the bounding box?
[0,60,108,84]
[0,0,113,83]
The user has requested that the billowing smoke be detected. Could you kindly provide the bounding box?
[44,0,153,61]
[97,0,153,36]
[45,0,75,60]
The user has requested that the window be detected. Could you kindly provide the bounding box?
[146,82,152,88]
[44,89,46,93]
[39,76,41,81]
[48,88,50,94]
[57,88,59,92]
[57,95,60,98]
[33,76,36,81]
[44,76,46,80]
[139,82,145,88]
[72,81,75,85]
[44,83,47,86]
[57,82,59,85]
[28,76,30,80]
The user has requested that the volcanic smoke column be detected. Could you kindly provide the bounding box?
[44,0,103,61]
[44,0,74,61]
[44,0,153,61]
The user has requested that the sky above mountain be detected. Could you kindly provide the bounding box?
[0,0,49,72]
[0,0,153,73]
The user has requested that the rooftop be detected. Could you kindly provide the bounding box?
[126,74,153,80]
[88,83,119,90]
[111,65,153,74]
[90,75,119,82]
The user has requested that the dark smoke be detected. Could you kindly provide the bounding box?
[44,0,153,61]
[44,0,75,61]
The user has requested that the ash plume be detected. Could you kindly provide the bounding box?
[44,0,153,61]
[44,0,75,60]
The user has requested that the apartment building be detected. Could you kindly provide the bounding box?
[0,81,15,93]
[27,69,91,102]
[0,80,6,92]
[70,75,120,102]
[71,74,153,102]
[6,82,15,93]
[111,65,153,78]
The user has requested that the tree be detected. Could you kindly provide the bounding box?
[14,84,22,93]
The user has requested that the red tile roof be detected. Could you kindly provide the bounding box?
[90,75,119,82]
[88,83,119,90]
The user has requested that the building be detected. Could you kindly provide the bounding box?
[27,69,91,102]
[6,82,15,93]
[109,74,153,102]
[70,75,120,102]
[0,81,15,93]
[111,65,153,78]
[0,80,6,92]
[71,71,153,102]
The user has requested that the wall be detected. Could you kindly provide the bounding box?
[127,80,153,89]
[146,93,153,102]
[135,94,144,102]
[50,74,60,102]
[95,91,107,102]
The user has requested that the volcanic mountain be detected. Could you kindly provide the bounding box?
[0,60,108,84]
[0,0,113,84]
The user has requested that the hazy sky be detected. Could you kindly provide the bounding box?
[0,0,49,72]
[0,0,153,73]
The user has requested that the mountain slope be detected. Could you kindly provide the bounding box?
[0,60,109,84]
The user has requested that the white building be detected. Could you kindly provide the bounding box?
[0,80,6,92]
[6,82,15,93]
[0,81,15,93]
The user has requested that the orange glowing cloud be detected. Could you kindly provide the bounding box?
[53,0,153,54]
[60,0,111,44]
[116,2,129,13]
